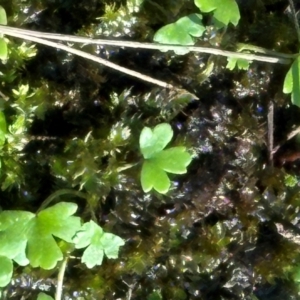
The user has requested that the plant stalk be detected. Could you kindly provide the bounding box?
[0,25,297,64]
[55,256,68,300]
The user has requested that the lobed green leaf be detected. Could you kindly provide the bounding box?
[154,14,205,54]
[0,202,81,270]
[141,160,170,194]
[226,57,250,71]
[152,147,192,174]
[194,0,240,26]
[74,220,125,268]
[140,123,173,159]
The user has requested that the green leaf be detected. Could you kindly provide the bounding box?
[283,57,300,107]
[0,111,7,148]
[73,220,125,268]
[152,147,192,174]
[139,124,193,194]
[141,159,170,194]
[0,202,81,270]
[0,211,32,263]
[154,14,205,54]
[226,57,250,71]
[194,0,240,26]
[0,6,7,25]
[140,123,173,159]
[27,203,81,269]
[0,256,12,287]
[0,38,7,60]
[37,292,54,300]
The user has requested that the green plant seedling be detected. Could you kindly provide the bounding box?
[194,0,240,27]
[153,14,205,54]
[73,220,125,268]
[0,6,7,60]
[283,57,300,107]
[0,200,125,295]
[139,123,192,194]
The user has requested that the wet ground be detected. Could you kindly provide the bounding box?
[2,0,300,299]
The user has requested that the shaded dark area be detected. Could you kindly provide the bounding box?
[1,0,300,299]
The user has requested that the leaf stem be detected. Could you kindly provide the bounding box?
[37,189,87,213]
[55,256,68,300]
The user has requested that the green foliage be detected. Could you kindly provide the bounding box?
[37,293,54,300]
[283,57,300,107]
[284,174,298,187]
[0,202,80,270]
[73,220,125,268]
[0,256,13,287]
[226,57,250,70]
[194,0,240,27]
[0,38,7,60]
[0,202,124,287]
[140,123,192,193]
[153,14,205,54]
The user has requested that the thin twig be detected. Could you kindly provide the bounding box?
[0,25,296,64]
[288,0,300,46]
[55,256,68,300]
[1,30,174,89]
[272,126,300,154]
[267,101,274,165]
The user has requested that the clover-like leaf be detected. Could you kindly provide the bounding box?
[73,220,125,269]
[0,202,81,270]
[152,147,192,174]
[154,14,205,54]
[283,57,300,107]
[195,0,240,26]
[140,124,193,194]
[226,57,250,71]
[0,256,13,287]
[141,160,170,194]
[140,123,173,159]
